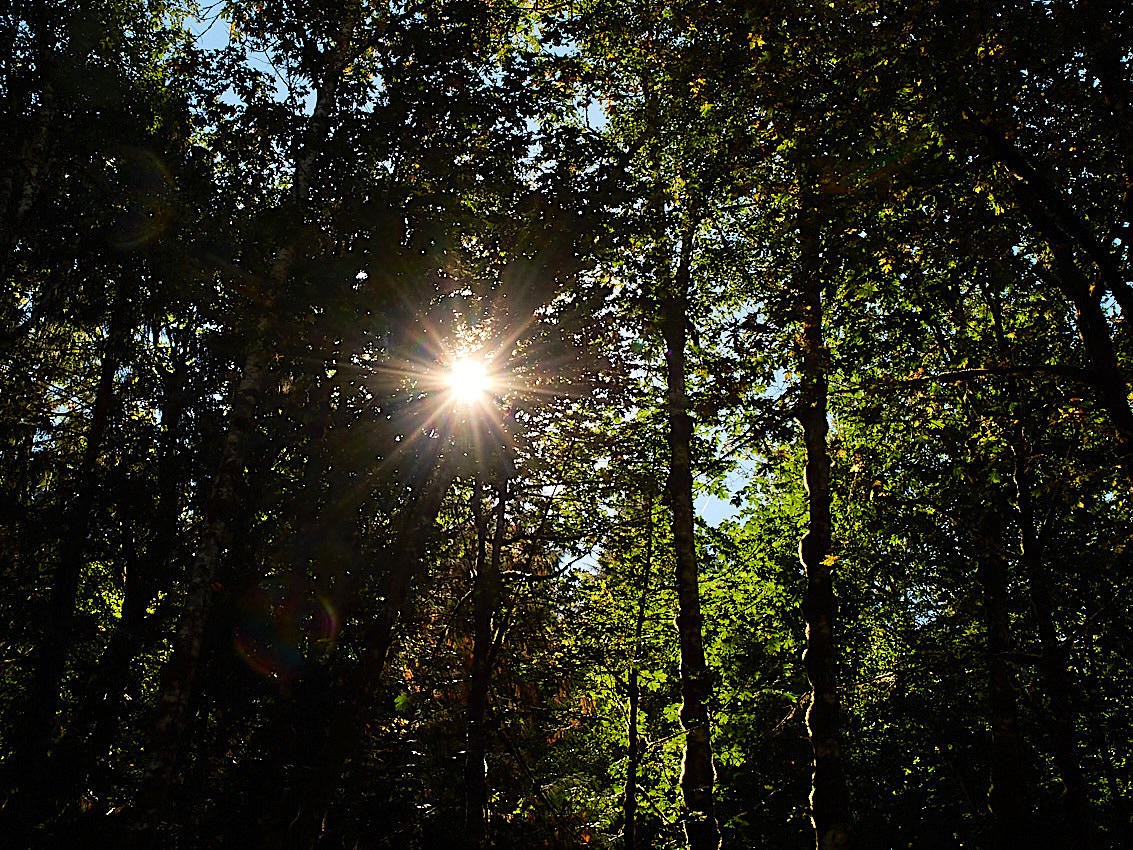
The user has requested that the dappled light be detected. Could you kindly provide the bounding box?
[4,2,1130,849]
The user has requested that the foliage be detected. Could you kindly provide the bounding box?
[1,1,1132,848]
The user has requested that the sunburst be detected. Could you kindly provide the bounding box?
[446,356,493,404]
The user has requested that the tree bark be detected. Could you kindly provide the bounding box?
[1046,236,1133,474]
[975,513,1025,847]
[795,186,852,850]
[1012,441,1088,841]
[624,493,654,850]
[5,283,131,835]
[659,218,721,850]
[962,114,1133,478]
[0,81,55,292]
[35,354,191,835]
[464,479,508,848]
[131,20,357,837]
[283,459,458,850]
[983,265,1089,843]
[73,510,150,800]
[966,112,1133,317]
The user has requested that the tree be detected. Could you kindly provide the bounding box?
[4,3,1133,848]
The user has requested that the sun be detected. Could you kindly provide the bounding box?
[446,357,492,404]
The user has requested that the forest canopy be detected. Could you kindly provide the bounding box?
[1,1,1131,848]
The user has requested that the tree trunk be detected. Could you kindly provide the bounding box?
[283,460,458,850]
[1012,441,1088,841]
[464,479,508,848]
[659,218,720,850]
[0,78,56,291]
[624,493,654,850]
[975,514,1024,847]
[35,353,191,836]
[255,366,353,840]
[133,329,272,833]
[132,20,357,837]
[795,186,852,850]
[5,283,130,836]
[1035,231,1133,481]
[966,113,1133,317]
[75,511,149,799]
[964,114,1133,474]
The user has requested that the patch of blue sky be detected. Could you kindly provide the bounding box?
[185,4,315,110]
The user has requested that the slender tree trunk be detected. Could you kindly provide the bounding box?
[4,285,131,837]
[78,512,149,794]
[465,479,508,848]
[132,21,356,836]
[983,265,1089,842]
[1065,270,1133,452]
[0,81,55,290]
[975,514,1024,847]
[284,460,457,850]
[133,327,272,832]
[36,354,191,835]
[0,5,63,354]
[256,366,351,840]
[962,114,1133,474]
[464,476,489,847]
[26,287,126,742]
[966,113,1133,316]
[1012,441,1088,841]
[659,218,720,850]
[624,493,654,850]
[795,186,852,850]
[1042,227,1133,453]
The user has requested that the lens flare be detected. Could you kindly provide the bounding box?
[232,576,339,684]
[447,357,491,404]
